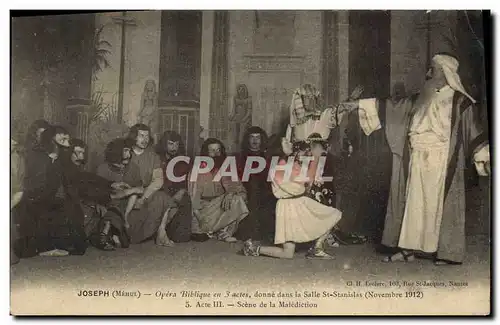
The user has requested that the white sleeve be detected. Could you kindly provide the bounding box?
[285,124,292,142]
[358,98,382,136]
[473,144,490,176]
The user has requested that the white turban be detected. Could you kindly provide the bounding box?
[432,54,476,103]
[289,84,321,127]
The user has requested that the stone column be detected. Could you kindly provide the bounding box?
[67,99,92,143]
[199,11,215,140]
[208,11,230,141]
[337,11,350,103]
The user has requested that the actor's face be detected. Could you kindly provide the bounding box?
[302,95,317,111]
[295,106,306,119]
[54,133,70,148]
[122,147,132,165]
[136,130,150,149]
[71,146,86,166]
[166,140,179,157]
[36,128,46,144]
[207,143,222,158]
[426,61,446,82]
[248,133,262,152]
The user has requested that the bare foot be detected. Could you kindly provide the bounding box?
[382,251,415,263]
[156,230,174,247]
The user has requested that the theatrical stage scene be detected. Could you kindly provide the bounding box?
[10,10,491,315]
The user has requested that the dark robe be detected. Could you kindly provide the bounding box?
[62,162,130,247]
[234,151,276,241]
[364,92,487,263]
[15,151,87,257]
[162,156,192,242]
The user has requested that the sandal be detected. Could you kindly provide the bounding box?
[96,232,115,251]
[382,251,415,263]
[243,239,260,256]
[306,248,335,260]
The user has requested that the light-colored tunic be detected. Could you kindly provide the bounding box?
[188,171,249,235]
[271,159,341,245]
[399,86,453,252]
[358,89,489,260]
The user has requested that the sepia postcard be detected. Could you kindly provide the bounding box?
[9,9,491,316]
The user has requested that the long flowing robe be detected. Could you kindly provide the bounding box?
[234,151,276,241]
[358,91,488,262]
[127,148,176,243]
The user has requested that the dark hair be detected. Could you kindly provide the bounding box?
[105,138,130,164]
[155,130,186,160]
[70,138,87,165]
[266,134,286,160]
[70,138,86,150]
[39,125,69,153]
[127,123,154,147]
[200,138,226,157]
[241,126,268,153]
[25,119,51,151]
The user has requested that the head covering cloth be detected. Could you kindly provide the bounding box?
[432,54,476,103]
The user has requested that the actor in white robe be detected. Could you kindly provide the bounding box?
[354,54,490,264]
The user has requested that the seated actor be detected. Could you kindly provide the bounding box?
[125,124,178,246]
[156,131,193,243]
[64,139,143,250]
[188,138,249,243]
[15,126,87,258]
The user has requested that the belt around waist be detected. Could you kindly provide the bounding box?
[201,196,221,200]
[410,133,449,150]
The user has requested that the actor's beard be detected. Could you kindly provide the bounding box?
[167,150,178,158]
[213,155,225,170]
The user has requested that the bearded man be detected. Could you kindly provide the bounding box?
[156,130,193,243]
[188,138,249,243]
[64,139,143,250]
[15,126,87,258]
[123,124,178,246]
[344,53,490,265]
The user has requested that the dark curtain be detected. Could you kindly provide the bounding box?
[348,11,392,242]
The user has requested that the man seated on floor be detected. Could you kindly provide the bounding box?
[97,136,178,247]
[63,138,144,250]
[188,138,249,243]
[156,131,193,243]
[124,124,179,246]
[14,126,87,258]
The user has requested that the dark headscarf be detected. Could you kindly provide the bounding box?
[39,125,69,154]
[105,138,135,165]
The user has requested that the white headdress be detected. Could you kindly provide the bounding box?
[289,84,321,127]
[432,54,476,103]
